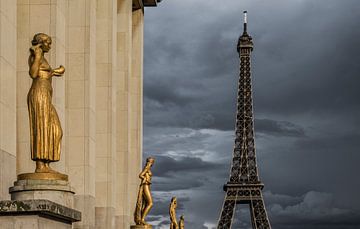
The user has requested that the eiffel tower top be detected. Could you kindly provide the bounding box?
[237,11,253,53]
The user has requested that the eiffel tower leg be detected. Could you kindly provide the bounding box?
[249,197,271,229]
[217,193,236,229]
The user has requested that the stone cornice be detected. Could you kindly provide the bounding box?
[133,0,160,11]
[0,199,81,223]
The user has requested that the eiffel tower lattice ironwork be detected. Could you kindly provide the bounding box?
[217,11,271,229]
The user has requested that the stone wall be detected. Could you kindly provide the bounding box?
[0,0,17,201]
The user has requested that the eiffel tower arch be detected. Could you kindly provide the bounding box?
[217,11,271,229]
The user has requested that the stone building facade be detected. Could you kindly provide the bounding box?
[0,0,157,228]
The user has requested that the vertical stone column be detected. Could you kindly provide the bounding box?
[115,0,132,227]
[0,0,17,200]
[95,0,117,228]
[115,1,144,227]
[66,0,96,228]
[129,5,144,221]
[16,0,67,176]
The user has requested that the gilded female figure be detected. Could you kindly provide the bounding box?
[134,157,155,225]
[179,215,185,229]
[28,33,65,173]
[169,197,178,229]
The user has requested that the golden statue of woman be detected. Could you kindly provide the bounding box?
[169,197,179,229]
[28,33,65,173]
[134,157,155,227]
[179,215,185,229]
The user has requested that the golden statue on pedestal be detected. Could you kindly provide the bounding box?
[169,197,178,229]
[179,215,185,229]
[21,33,66,180]
[132,157,155,228]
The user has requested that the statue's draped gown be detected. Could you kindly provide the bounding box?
[27,57,62,161]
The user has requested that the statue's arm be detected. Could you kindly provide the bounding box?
[170,209,177,223]
[52,65,65,76]
[139,168,147,183]
[29,45,42,79]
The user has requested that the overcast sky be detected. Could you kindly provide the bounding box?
[143,1,360,228]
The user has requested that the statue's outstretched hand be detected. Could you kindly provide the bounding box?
[57,65,65,74]
[53,65,65,76]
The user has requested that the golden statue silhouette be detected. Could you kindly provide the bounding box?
[27,33,65,174]
[169,197,178,229]
[133,157,155,227]
[179,215,184,229]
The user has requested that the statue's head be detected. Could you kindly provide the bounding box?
[171,197,177,207]
[32,33,52,53]
[146,157,155,166]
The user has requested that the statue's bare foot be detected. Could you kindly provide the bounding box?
[45,163,59,173]
[35,161,47,173]
[140,219,147,225]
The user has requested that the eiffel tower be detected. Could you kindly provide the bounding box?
[217,11,271,229]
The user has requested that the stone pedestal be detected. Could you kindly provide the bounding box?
[130,225,153,229]
[9,177,75,209]
[0,174,81,228]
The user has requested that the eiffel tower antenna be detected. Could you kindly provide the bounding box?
[243,10,248,33]
[217,11,271,229]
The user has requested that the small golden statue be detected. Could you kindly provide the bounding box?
[169,197,179,229]
[132,157,155,228]
[179,215,185,229]
[27,33,65,174]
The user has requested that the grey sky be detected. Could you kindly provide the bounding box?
[143,0,360,228]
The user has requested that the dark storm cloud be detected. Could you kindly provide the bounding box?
[255,118,306,137]
[146,215,163,222]
[145,80,195,106]
[235,191,360,229]
[151,155,218,177]
[258,191,360,229]
[257,131,360,206]
[143,0,360,228]
[269,192,360,229]
[152,177,205,191]
[252,5,360,118]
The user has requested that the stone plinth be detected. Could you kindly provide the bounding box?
[130,225,153,229]
[17,172,68,181]
[0,199,81,228]
[9,178,75,209]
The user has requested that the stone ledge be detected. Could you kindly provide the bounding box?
[143,0,158,7]
[10,179,75,193]
[133,0,160,11]
[0,199,81,223]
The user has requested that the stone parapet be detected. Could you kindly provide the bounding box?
[0,199,81,223]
